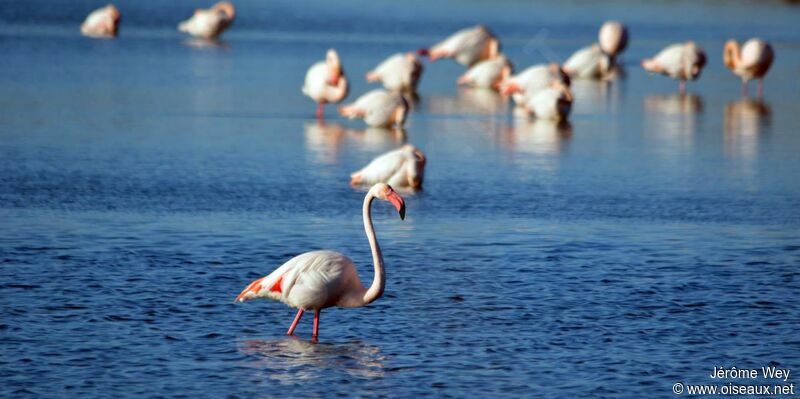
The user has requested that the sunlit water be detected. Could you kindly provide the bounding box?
[2,0,800,397]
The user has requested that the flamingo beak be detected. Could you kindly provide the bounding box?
[387,190,405,220]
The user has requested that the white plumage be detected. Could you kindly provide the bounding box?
[367,53,423,93]
[303,49,349,118]
[724,38,774,95]
[642,41,707,92]
[339,90,408,128]
[457,55,512,89]
[563,44,612,79]
[178,2,235,40]
[80,4,120,38]
[501,63,570,105]
[598,21,629,59]
[424,25,499,67]
[522,84,573,121]
[350,144,426,190]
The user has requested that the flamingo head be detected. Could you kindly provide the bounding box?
[326,49,342,85]
[371,183,405,220]
[106,4,121,21]
[723,39,740,69]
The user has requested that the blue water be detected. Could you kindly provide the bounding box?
[2,1,800,397]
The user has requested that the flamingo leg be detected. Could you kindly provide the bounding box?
[678,80,686,95]
[311,309,320,343]
[742,81,748,97]
[286,309,304,336]
[316,103,325,120]
[757,80,764,98]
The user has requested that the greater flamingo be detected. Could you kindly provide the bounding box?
[303,49,349,120]
[339,90,408,128]
[563,44,613,80]
[80,4,120,38]
[178,2,235,40]
[418,25,500,67]
[366,53,424,94]
[521,81,573,121]
[501,63,570,105]
[350,144,426,190]
[598,21,629,61]
[235,183,406,343]
[457,55,513,90]
[723,38,774,97]
[642,41,707,95]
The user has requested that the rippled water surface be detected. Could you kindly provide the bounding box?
[2,1,800,397]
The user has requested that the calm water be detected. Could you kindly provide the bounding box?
[2,1,800,397]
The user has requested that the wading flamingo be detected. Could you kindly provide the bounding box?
[366,53,424,94]
[598,21,629,61]
[235,183,405,343]
[339,90,408,128]
[723,38,774,97]
[178,2,235,40]
[521,81,573,121]
[501,63,570,105]
[642,41,707,95]
[563,44,612,80]
[457,55,513,90]
[303,49,349,120]
[80,4,120,38]
[350,144,426,190]
[418,25,500,67]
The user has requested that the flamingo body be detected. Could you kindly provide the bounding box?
[178,2,235,40]
[457,55,512,89]
[642,41,706,92]
[523,84,573,121]
[236,183,406,342]
[563,44,612,79]
[80,5,120,38]
[724,38,774,96]
[598,21,629,59]
[424,25,499,67]
[367,53,423,93]
[339,90,408,128]
[303,49,349,118]
[501,63,570,105]
[351,144,426,189]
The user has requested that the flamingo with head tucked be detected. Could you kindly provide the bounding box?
[366,53,424,94]
[178,2,235,40]
[457,55,512,90]
[642,41,707,94]
[598,21,629,62]
[723,38,774,97]
[501,63,570,105]
[235,183,405,343]
[521,81,573,121]
[418,25,500,67]
[303,49,349,120]
[350,144,426,190]
[80,4,120,38]
[339,90,408,128]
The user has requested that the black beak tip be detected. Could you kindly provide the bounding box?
[399,206,406,220]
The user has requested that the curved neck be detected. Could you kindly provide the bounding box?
[361,192,385,305]
[724,41,741,69]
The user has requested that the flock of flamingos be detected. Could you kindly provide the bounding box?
[81,2,776,342]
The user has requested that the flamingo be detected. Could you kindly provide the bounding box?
[80,4,120,38]
[366,53,424,94]
[418,25,500,67]
[563,44,613,80]
[457,55,513,90]
[642,41,707,95]
[350,144,426,190]
[520,82,573,121]
[723,38,775,97]
[339,90,408,128]
[598,21,629,61]
[501,63,570,105]
[235,183,406,343]
[303,49,349,120]
[178,2,235,40]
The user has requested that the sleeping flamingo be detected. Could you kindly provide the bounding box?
[80,4,120,38]
[501,63,570,105]
[366,53,424,94]
[350,144,426,190]
[723,38,774,97]
[418,25,500,67]
[642,41,707,94]
[457,55,513,90]
[303,49,349,120]
[563,44,613,80]
[339,90,408,128]
[520,81,573,121]
[235,183,405,343]
[598,21,629,62]
[178,2,235,40]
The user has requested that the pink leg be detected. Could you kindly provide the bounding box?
[679,80,686,95]
[286,309,304,336]
[316,103,325,120]
[757,80,764,98]
[742,81,748,97]
[311,309,320,343]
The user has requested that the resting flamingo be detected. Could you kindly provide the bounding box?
[418,25,500,67]
[723,38,774,97]
[350,144,426,190]
[178,2,235,40]
[457,55,512,90]
[598,21,629,62]
[366,53,424,94]
[563,44,612,80]
[303,49,349,119]
[642,41,707,95]
[80,4,120,38]
[235,183,405,343]
[501,63,570,105]
[339,90,408,128]
[520,81,573,121]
